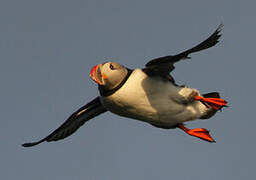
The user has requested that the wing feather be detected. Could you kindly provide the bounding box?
[22,97,107,147]
[145,24,223,75]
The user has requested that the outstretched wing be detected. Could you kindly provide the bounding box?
[22,97,107,147]
[145,24,223,76]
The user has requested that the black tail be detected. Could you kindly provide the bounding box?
[202,92,220,98]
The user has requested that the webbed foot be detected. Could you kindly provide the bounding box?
[177,124,216,143]
[194,96,227,110]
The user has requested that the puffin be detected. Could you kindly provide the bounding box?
[22,24,227,147]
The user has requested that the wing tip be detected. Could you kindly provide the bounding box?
[215,23,223,39]
[22,142,37,147]
[22,140,45,147]
[217,23,224,32]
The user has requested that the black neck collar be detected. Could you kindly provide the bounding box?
[99,68,133,97]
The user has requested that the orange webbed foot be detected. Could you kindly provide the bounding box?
[194,95,227,110]
[178,124,216,143]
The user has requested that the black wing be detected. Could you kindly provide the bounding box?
[22,97,107,147]
[145,24,223,76]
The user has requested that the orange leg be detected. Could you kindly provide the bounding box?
[177,124,216,143]
[194,95,227,110]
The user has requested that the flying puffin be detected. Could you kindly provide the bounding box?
[22,24,227,147]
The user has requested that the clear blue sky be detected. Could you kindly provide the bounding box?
[1,0,254,179]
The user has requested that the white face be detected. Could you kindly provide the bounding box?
[90,62,129,90]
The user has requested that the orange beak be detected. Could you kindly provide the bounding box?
[90,65,100,84]
[90,64,106,85]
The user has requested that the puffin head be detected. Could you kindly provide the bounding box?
[90,62,129,91]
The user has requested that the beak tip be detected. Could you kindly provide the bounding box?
[90,65,97,77]
[90,64,103,85]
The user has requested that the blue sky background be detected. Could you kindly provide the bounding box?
[1,0,255,179]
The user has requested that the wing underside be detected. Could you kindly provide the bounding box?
[22,97,107,147]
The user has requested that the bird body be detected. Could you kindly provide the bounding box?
[22,24,227,147]
[101,68,208,127]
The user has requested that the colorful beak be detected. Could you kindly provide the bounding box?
[90,65,104,85]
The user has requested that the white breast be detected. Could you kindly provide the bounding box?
[101,69,207,127]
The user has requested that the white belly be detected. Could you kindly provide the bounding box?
[101,69,207,127]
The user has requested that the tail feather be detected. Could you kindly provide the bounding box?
[202,92,220,98]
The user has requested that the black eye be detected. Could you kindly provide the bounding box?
[109,64,115,70]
